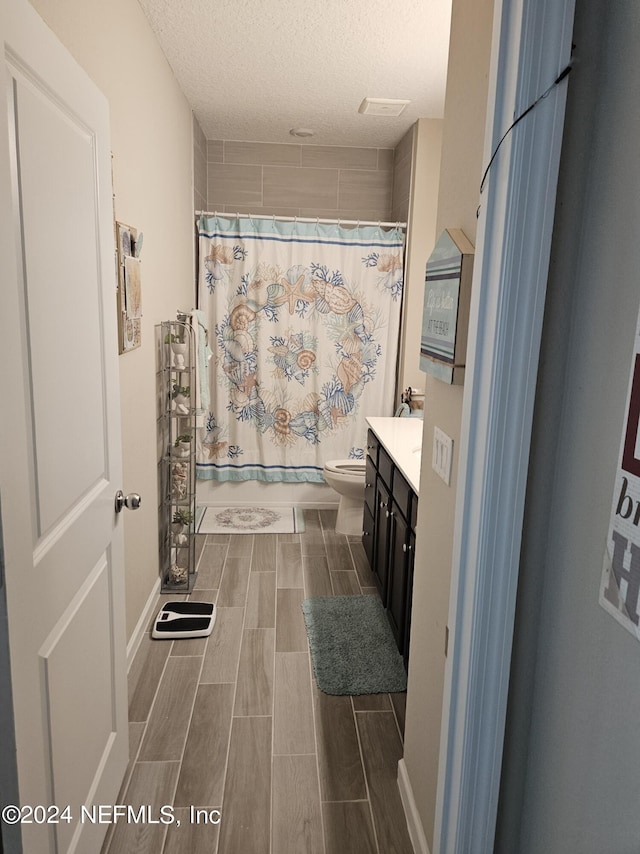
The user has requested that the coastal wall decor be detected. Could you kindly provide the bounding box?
[419,228,474,384]
[600,300,640,640]
[115,221,143,353]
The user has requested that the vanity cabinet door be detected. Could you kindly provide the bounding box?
[364,455,376,516]
[366,429,380,468]
[404,530,416,667]
[362,500,375,568]
[373,476,391,603]
[387,503,410,649]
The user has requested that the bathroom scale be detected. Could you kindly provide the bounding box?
[152,600,216,639]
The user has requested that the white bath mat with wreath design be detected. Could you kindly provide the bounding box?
[198,506,304,535]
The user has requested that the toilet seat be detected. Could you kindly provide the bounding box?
[324,459,366,475]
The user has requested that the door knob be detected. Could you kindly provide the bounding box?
[115,490,142,513]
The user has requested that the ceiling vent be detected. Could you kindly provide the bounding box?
[358,97,411,117]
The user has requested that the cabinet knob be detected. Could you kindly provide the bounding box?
[403,543,407,553]
[366,482,372,488]
[380,500,387,509]
[386,510,390,518]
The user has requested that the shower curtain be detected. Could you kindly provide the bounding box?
[196,214,404,482]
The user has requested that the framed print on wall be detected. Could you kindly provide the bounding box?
[115,220,143,353]
[419,228,474,384]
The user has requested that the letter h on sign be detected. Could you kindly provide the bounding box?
[603,530,640,625]
[622,355,640,477]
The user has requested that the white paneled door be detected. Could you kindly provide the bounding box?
[0,1,129,852]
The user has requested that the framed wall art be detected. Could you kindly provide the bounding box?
[419,228,474,384]
[115,220,143,353]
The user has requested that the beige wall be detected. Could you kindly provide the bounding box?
[402,0,495,847]
[31,0,196,640]
[205,139,394,222]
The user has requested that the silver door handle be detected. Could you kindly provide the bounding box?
[115,490,142,513]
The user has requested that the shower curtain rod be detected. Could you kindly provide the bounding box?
[195,210,406,229]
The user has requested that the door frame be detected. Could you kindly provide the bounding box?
[433,0,575,850]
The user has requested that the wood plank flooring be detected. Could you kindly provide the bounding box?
[103,509,410,854]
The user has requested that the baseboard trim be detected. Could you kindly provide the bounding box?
[126,578,160,671]
[398,758,431,854]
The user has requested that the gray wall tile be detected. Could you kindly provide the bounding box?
[338,169,393,212]
[208,162,262,208]
[219,204,301,218]
[204,138,394,221]
[207,139,224,162]
[193,114,207,156]
[377,148,395,171]
[194,188,206,212]
[263,165,339,209]
[298,207,394,222]
[225,140,301,166]
[301,145,377,170]
[391,124,414,222]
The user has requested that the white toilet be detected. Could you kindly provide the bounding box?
[323,459,367,536]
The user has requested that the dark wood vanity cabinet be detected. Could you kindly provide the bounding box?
[373,475,391,600]
[362,428,417,665]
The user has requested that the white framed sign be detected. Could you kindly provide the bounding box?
[600,302,640,638]
[419,229,474,385]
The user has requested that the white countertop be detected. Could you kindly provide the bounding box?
[366,416,423,494]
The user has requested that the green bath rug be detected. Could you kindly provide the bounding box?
[301,595,407,695]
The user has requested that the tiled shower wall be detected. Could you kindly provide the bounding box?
[390,125,415,224]
[204,139,396,222]
[193,114,207,211]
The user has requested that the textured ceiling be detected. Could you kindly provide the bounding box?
[137,0,453,148]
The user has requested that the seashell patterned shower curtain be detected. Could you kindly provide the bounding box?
[196,214,404,482]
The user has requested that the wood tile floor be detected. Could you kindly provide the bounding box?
[102,509,412,854]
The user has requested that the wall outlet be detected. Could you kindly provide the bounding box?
[432,427,453,485]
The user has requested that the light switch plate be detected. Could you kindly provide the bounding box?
[432,427,453,485]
